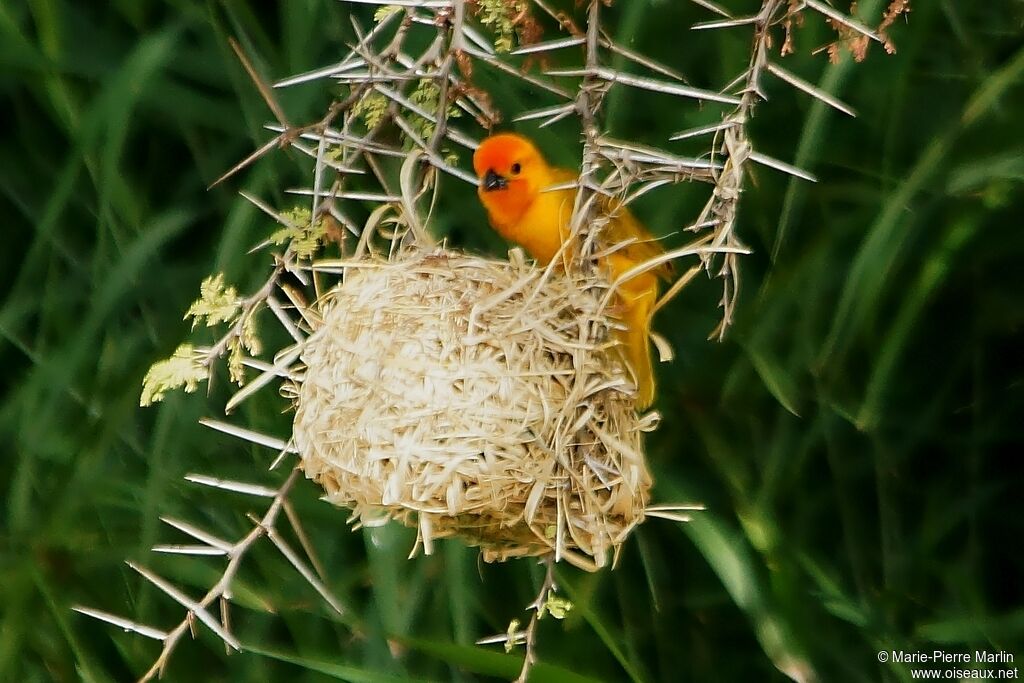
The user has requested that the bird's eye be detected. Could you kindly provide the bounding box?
[510,162,522,175]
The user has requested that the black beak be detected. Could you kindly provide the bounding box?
[482,169,508,192]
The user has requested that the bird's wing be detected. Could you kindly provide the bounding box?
[551,167,673,282]
[600,203,673,283]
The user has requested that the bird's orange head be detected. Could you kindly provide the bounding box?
[473,133,550,229]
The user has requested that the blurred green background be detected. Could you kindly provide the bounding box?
[2,1,1023,681]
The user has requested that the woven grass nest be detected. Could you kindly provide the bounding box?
[290,246,658,571]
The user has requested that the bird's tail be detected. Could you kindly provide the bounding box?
[617,281,657,410]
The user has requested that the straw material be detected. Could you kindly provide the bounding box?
[291,247,656,571]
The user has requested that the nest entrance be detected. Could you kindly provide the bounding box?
[291,248,655,571]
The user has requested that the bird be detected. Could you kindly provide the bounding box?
[472,132,669,409]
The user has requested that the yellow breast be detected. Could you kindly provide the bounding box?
[503,187,575,266]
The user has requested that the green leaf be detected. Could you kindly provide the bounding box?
[184,273,240,329]
[139,344,208,406]
[402,637,608,683]
[743,341,802,417]
[244,645,433,683]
